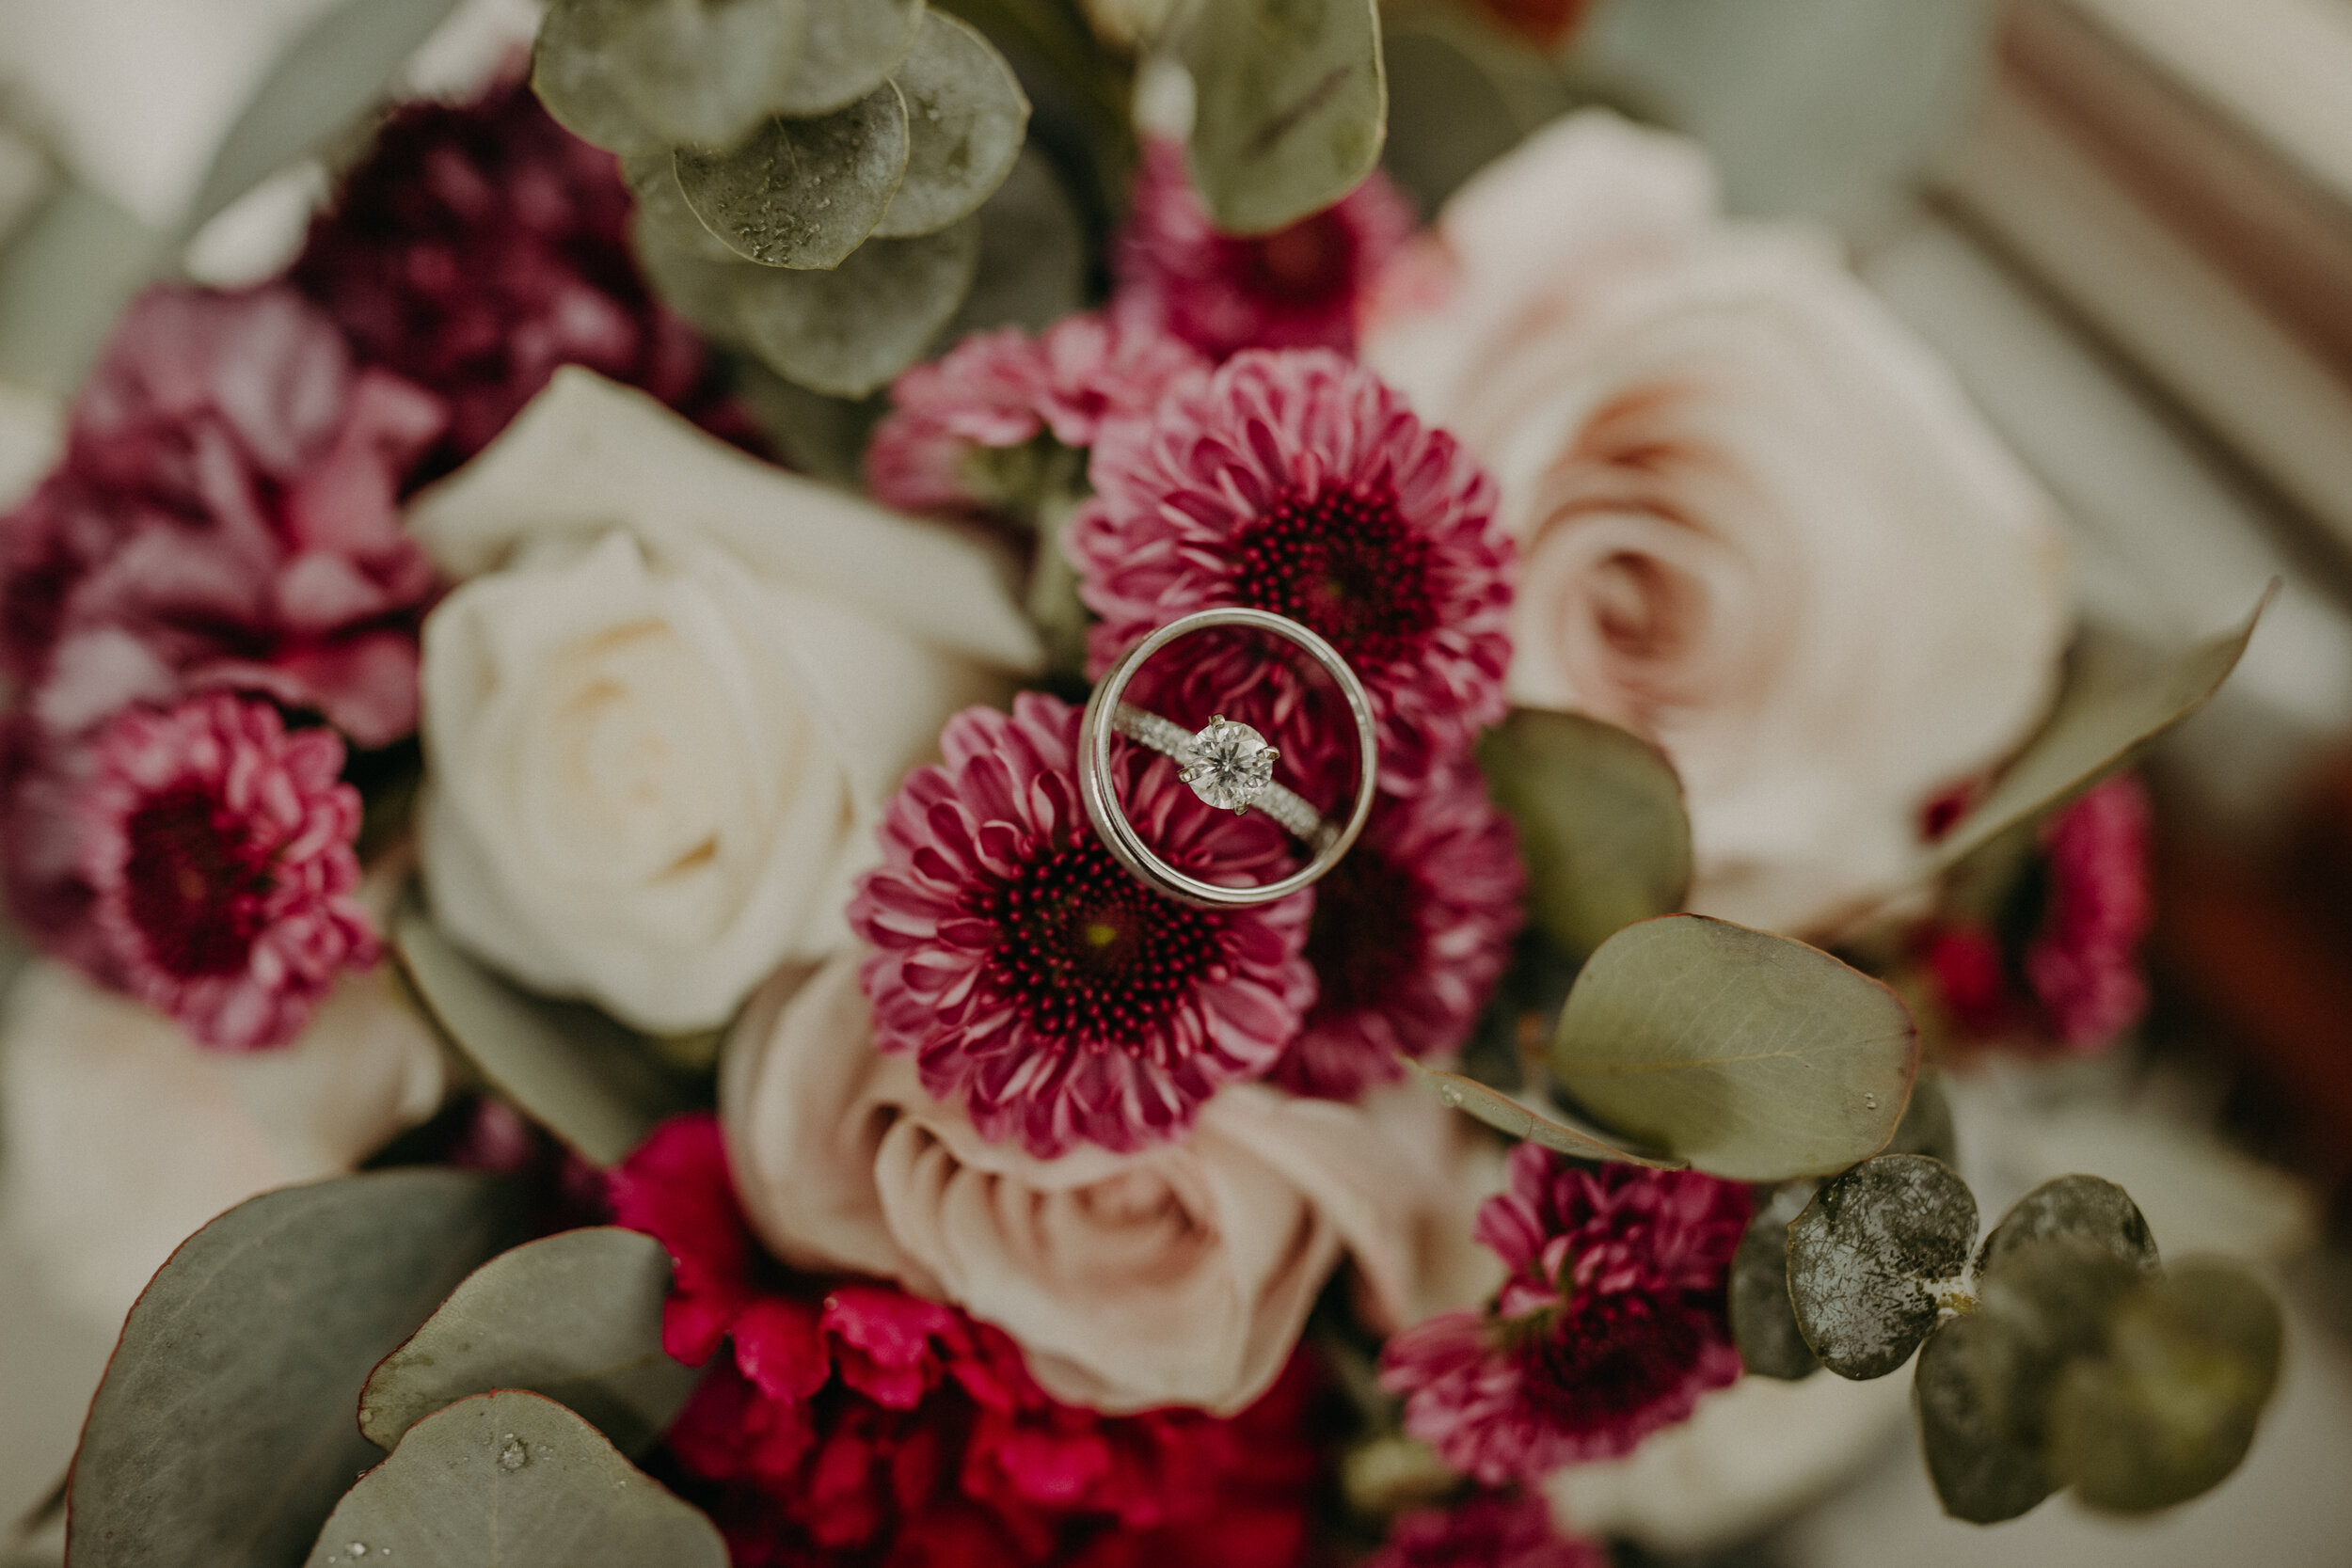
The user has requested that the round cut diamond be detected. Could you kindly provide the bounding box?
[1179,715,1278,813]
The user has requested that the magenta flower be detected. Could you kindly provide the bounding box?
[866,313,1208,517]
[1381,1145,1750,1483]
[1368,1493,1608,1568]
[848,692,1315,1157]
[1114,136,1415,360]
[1070,348,1514,791]
[1273,765,1524,1100]
[73,692,374,1050]
[2026,773,2154,1048]
[0,284,445,749]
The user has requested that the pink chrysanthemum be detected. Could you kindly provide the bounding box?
[1070,349,1513,792]
[1273,765,1524,1100]
[1380,1145,1750,1484]
[1368,1494,1607,1568]
[1113,136,1415,360]
[866,314,1208,517]
[75,692,374,1050]
[849,693,1315,1157]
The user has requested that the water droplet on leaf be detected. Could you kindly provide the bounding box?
[499,1434,529,1471]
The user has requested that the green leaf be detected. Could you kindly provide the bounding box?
[732,217,980,396]
[303,1391,728,1567]
[67,1172,522,1568]
[1182,0,1387,234]
[1920,594,2270,880]
[534,0,670,155]
[875,11,1029,238]
[1916,1310,2058,1524]
[624,151,747,263]
[628,211,753,343]
[607,0,807,152]
[1883,1069,1958,1166]
[1977,1174,2161,1281]
[729,360,888,485]
[675,86,911,267]
[391,903,699,1168]
[2047,1260,2283,1514]
[772,0,928,116]
[1477,709,1692,959]
[360,1227,702,1458]
[1549,915,1918,1180]
[1953,1237,2152,1479]
[1729,1180,1821,1382]
[936,146,1086,339]
[184,0,463,232]
[1787,1154,1976,1379]
[0,178,160,393]
[1378,6,1574,214]
[1407,1060,1685,1169]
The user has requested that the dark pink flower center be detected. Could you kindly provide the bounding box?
[1228,211,1357,308]
[1229,483,1439,668]
[973,839,1225,1046]
[1511,1289,1714,1436]
[122,784,276,977]
[1303,845,1419,1020]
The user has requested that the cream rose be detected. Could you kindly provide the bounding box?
[1361,111,2071,934]
[720,953,1500,1415]
[407,370,1041,1031]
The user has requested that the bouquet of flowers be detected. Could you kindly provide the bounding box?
[0,0,2289,1562]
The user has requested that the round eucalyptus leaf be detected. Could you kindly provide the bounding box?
[1788,1155,1976,1379]
[1977,1174,2161,1282]
[1730,1180,1821,1381]
[731,216,979,396]
[1916,1314,2058,1524]
[771,0,926,116]
[623,151,743,262]
[361,1227,702,1459]
[872,10,1029,238]
[2048,1260,2283,1514]
[303,1391,727,1567]
[1181,0,1386,233]
[938,146,1086,339]
[1410,1060,1685,1170]
[628,212,752,343]
[1883,1069,1957,1165]
[1967,1238,2151,1454]
[532,0,667,155]
[1549,915,1918,1180]
[67,1172,524,1568]
[674,85,910,268]
[607,0,807,151]
[1478,709,1692,959]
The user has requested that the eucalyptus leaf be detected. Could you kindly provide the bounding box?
[1549,915,1917,1180]
[1787,1155,1975,1379]
[732,216,979,395]
[1883,1069,1958,1165]
[1182,0,1387,234]
[624,153,745,262]
[1379,7,1575,213]
[936,147,1086,339]
[608,0,807,151]
[67,1172,522,1568]
[304,1391,728,1567]
[391,904,699,1167]
[361,1227,701,1458]
[1729,1180,1821,1381]
[628,211,753,342]
[875,11,1029,238]
[1919,594,2270,881]
[0,178,160,393]
[675,86,910,267]
[184,0,462,231]
[1408,1060,1684,1169]
[1478,709,1692,958]
[534,0,669,155]
[1977,1174,2161,1281]
[772,0,928,116]
[2047,1260,2283,1513]
[729,359,887,484]
[1916,1311,2058,1524]
[1966,1238,2151,1456]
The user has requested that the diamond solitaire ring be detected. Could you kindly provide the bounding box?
[1077,607,1378,909]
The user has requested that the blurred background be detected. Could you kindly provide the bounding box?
[2,0,2348,1562]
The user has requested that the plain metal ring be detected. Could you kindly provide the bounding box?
[1077,607,1379,909]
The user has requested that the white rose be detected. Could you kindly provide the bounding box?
[1361,111,2070,934]
[407,370,1041,1031]
[719,953,1501,1416]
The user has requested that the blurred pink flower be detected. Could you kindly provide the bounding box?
[1114,137,1414,360]
[2026,773,2154,1047]
[1382,1145,1749,1484]
[848,692,1314,1157]
[1368,1493,1607,1568]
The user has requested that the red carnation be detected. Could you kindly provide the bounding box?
[1368,1493,1608,1568]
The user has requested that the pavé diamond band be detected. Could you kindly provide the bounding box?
[1078,607,1378,909]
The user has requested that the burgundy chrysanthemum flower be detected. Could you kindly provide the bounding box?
[849,692,1315,1157]
[1380,1144,1750,1484]
[1113,136,1415,360]
[1272,765,1523,1100]
[291,73,753,482]
[1368,1493,1608,1568]
[0,283,445,750]
[610,1115,1325,1568]
[1070,349,1514,793]
[70,692,374,1049]
[866,314,1208,517]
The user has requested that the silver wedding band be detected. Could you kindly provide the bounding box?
[1077,608,1379,909]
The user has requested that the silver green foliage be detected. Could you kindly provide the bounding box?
[771,0,927,116]
[1182,0,1388,234]
[730,217,981,396]
[1729,1180,1821,1382]
[606,0,809,150]
[1407,1061,1684,1170]
[1976,1174,2160,1281]
[675,85,911,268]
[534,0,674,155]
[874,11,1031,239]
[1787,1155,1976,1380]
